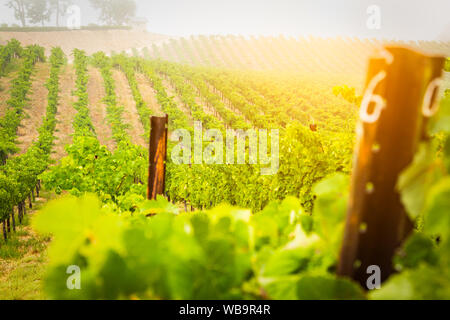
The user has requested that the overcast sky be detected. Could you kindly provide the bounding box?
[0,0,449,40]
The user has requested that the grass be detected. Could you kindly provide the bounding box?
[2,59,21,77]
[0,190,56,300]
[0,216,49,259]
[0,60,21,93]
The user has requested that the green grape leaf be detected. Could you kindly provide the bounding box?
[397,142,443,219]
[312,173,349,255]
[258,275,300,300]
[430,96,450,134]
[96,250,144,300]
[32,194,103,264]
[394,232,438,270]
[370,271,415,300]
[371,265,450,300]
[138,195,179,215]
[444,135,450,172]
[261,247,311,277]
[423,177,450,240]
[313,173,349,229]
[297,274,365,300]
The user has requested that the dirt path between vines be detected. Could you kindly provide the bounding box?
[87,67,115,151]
[162,78,194,125]
[111,69,146,147]
[135,73,164,116]
[0,72,17,118]
[0,190,57,300]
[52,65,77,161]
[17,63,50,155]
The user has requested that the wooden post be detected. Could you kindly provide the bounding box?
[338,47,445,286]
[2,221,7,242]
[11,209,15,232]
[147,115,169,200]
[18,203,22,223]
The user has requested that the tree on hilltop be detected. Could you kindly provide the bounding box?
[89,0,136,26]
[26,0,51,26]
[49,0,73,27]
[6,0,28,27]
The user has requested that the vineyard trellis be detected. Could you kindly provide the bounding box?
[338,47,446,285]
[0,38,448,300]
[0,45,65,243]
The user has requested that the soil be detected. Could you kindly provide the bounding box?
[0,30,171,60]
[17,63,50,155]
[162,78,193,125]
[52,65,77,161]
[111,69,146,147]
[135,73,164,116]
[0,72,16,118]
[87,67,115,151]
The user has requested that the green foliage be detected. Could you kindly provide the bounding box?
[25,0,51,26]
[163,122,351,213]
[296,275,364,300]
[0,46,62,224]
[71,49,97,138]
[34,180,357,300]
[128,58,353,212]
[89,0,137,25]
[394,233,438,270]
[0,39,23,77]
[152,61,224,130]
[43,55,353,215]
[397,142,443,219]
[429,93,450,134]
[112,54,152,133]
[373,94,450,300]
[41,136,147,210]
[332,85,362,106]
[91,51,130,144]
[0,43,45,164]
[41,50,147,212]
[139,60,191,129]
[27,52,450,300]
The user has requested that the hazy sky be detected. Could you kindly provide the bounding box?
[0,0,449,40]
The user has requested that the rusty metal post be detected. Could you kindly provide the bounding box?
[147,115,169,200]
[338,47,445,286]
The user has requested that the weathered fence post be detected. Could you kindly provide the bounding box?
[2,220,7,242]
[338,47,446,286]
[147,115,169,200]
[11,209,15,232]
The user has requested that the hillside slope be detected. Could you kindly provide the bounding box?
[0,30,171,57]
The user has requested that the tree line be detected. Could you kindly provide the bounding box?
[5,0,137,27]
